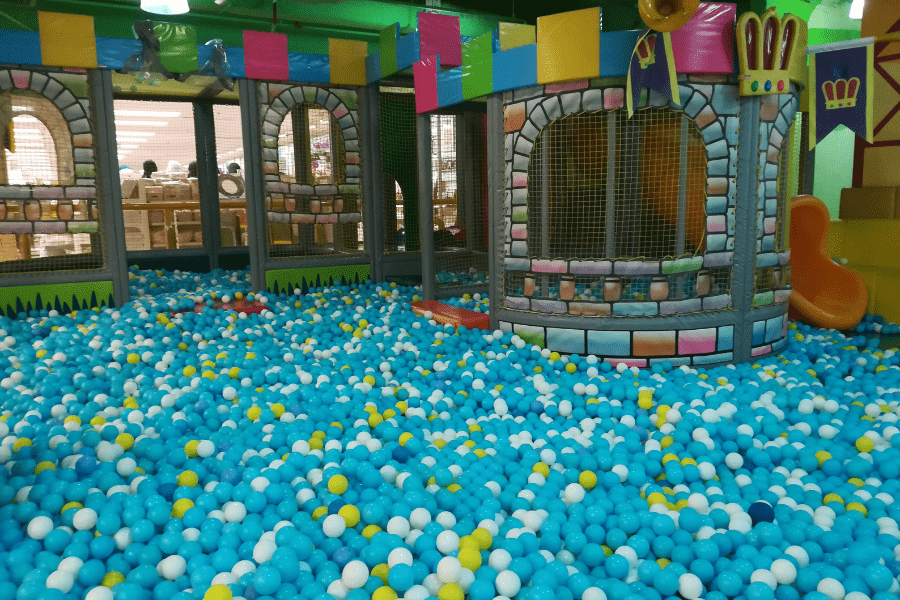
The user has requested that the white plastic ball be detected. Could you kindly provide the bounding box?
[678,573,703,599]
[342,560,369,589]
[158,555,187,581]
[436,530,460,554]
[323,514,346,538]
[73,508,98,531]
[85,587,114,600]
[46,570,74,592]
[817,578,845,600]
[495,570,521,597]
[437,556,462,583]
[27,516,53,540]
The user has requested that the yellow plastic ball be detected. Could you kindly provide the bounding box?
[471,527,493,550]
[271,403,285,418]
[13,438,31,452]
[438,584,464,600]
[339,505,360,527]
[368,413,384,428]
[127,353,140,365]
[458,548,482,571]
[371,564,390,585]
[171,498,194,518]
[638,389,653,410]
[62,502,83,514]
[362,525,382,539]
[184,441,200,457]
[183,366,197,377]
[115,433,134,451]
[548,352,561,362]
[204,584,233,600]
[247,406,261,422]
[101,572,126,587]
[846,502,867,516]
[363,375,377,386]
[399,432,413,446]
[532,462,550,477]
[34,461,56,474]
[579,471,598,490]
[177,471,199,487]
[373,587,398,600]
[228,367,240,379]
[856,436,875,453]
[565,363,577,374]
[328,474,349,495]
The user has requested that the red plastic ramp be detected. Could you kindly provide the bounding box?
[411,300,490,330]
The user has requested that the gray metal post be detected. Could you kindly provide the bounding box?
[676,117,689,256]
[194,102,221,271]
[540,129,550,296]
[359,85,385,283]
[417,113,435,301]
[732,96,762,363]
[89,69,129,307]
[605,112,617,258]
[239,80,267,293]
[461,113,477,252]
[486,95,504,330]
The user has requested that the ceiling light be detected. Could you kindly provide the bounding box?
[115,110,181,118]
[116,132,156,137]
[115,121,169,127]
[140,0,189,16]
[850,0,865,19]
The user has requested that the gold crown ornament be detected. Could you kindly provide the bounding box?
[737,8,804,96]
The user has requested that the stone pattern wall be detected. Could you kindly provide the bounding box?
[0,69,99,239]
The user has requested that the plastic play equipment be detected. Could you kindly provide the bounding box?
[788,195,868,331]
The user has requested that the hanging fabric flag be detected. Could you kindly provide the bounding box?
[626,28,680,118]
[809,41,874,150]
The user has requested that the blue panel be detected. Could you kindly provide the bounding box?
[0,30,41,66]
[587,330,630,356]
[492,44,537,93]
[717,326,734,352]
[437,66,463,108]
[228,47,245,78]
[396,31,419,71]
[752,320,766,346]
[547,328,585,354]
[197,43,213,68]
[289,53,329,84]
[493,29,500,54]
[765,316,783,343]
[693,352,733,366]
[599,30,641,77]
[96,37,142,70]
[366,51,381,84]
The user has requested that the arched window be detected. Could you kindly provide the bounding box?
[4,91,74,186]
[527,108,707,261]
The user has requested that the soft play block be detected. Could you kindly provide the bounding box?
[243,30,289,81]
[462,31,493,100]
[380,23,399,78]
[330,38,368,86]
[499,22,536,51]
[38,12,97,69]
[669,2,736,74]
[0,30,41,66]
[397,31,420,71]
[155,23,199,74]
[493,44,538,92]
[419,12,462,67]
[289,53,329,84]
[411,300,490,330]
[228,47,245,79]
[436,67,464,107]
[536,7,601,84]
[96,37,142,70]
[599,30,643,77]
[366,51,381,84]
[413,55,439,114]
[839,187,898,220]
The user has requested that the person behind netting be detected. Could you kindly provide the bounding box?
[227,163,241,174]
[188,161,197,178]
[141,160,157,179]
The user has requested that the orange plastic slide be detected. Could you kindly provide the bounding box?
[788,195,868,331]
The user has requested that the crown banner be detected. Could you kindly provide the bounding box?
[809,44,874,150]
[627,29,680,118]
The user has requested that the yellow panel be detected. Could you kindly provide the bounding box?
[842,220,900,269]
[536,8,600,85]
[862,0,900,59]
[825,219,846,258]
[863,147,900,187]
[871,269,900,325]
[329,38,368,86]
[873,63,900,143]
[499,22,536,51]
[38,12,97,69]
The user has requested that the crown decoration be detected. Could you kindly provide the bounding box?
[636,34,657,69]
[736,8,802,96]
[822,78,859,110]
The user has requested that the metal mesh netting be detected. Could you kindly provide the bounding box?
[268,102,361,258]
[379,88,418,253]
[435,112,488,289]
[116,99,200,252]
[213,104,247,248]
[776,112,802,253]
[527,108,707,261]
[0,75,104,272]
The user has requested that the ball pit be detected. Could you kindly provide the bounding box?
[0,268,900,600]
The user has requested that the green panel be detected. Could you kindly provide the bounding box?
[154,23,200,74]
[0,280,113,318]
[462,31,493,101]
[380,23,399,79]
[661,256,703,274]
[813,126,855,220]
[266,264,371,296]
[753,291,775,307]
[53,73,90,99]
[517,328,545,347]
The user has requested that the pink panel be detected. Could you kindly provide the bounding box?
[605,358,647,368]
[604,88,624,109]
[545,80,589,94]
[243,31,289,81]
[418,12,462,67]
[333,106,349,119]
[670,3,736,74]
[511,224,527,239]
[413,55,439,114]
[764,217,777,234]
[531,259,567,273]
[11,70,29,88]
[678,328,716,355]
[707,215,726,232]
[512,172,528,188]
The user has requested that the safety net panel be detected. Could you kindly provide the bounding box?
[379,88,418,253]
[435,112,488,290]
[0,70,104,273]
[213,104,247,248]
